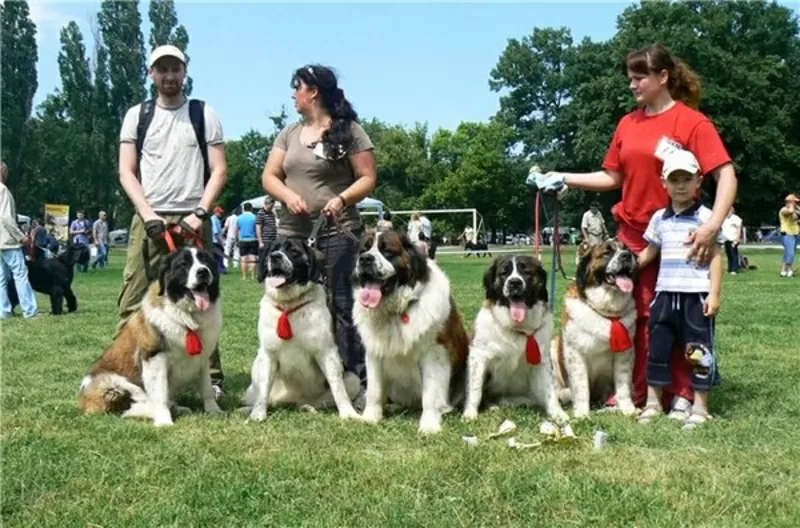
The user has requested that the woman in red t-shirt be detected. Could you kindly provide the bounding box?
[535,44,738,417]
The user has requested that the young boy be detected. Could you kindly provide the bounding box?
[637,149,724,431]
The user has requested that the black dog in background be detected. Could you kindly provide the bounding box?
[8,243,88,315]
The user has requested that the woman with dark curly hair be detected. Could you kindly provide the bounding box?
[262,64,377,387]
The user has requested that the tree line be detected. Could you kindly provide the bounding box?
[2,0,799,237]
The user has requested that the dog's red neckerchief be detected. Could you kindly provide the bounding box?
[609,318,633,353]
[186,329,203,355]
[522,333,541,365]
[275,301,312,340]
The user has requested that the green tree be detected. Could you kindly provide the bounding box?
[148,0,193,98]
[99,0,146,126]
[1,0,38,203]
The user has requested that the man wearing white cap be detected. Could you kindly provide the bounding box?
[117,44,229,398]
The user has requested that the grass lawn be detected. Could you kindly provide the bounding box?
[2,247,798,527]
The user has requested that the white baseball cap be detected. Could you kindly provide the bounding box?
[148,45,186,68]
[662,149,700,179]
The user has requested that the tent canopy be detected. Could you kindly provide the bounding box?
[237,195,385,214]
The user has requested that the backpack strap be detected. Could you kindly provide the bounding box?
[188,99,210,185]
[135,100,156,178]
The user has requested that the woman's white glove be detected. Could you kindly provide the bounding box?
[526,165,568,197]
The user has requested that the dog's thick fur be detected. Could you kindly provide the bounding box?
[352,230,470,435]
[8,244,84,315]
[78,247,223,426]
[551,239,639,418]
[463,255,569,423]
[243,238,360,421]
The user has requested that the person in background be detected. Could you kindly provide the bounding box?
[237,202,258,280]
[262,63,377,388]
[70,210,92,272]
[419,213,436,259]
[721,206,743,275]
[581,201,609,247]
[211,206,226,274]
[222,210,238,271]
[91,210,109,269]
[779,193,799,278]
[0,161,39,319]
[532,43,737,418]
[459,224,475,258]
[407,212,422,245]
[29,216,50,262]
[376,210,393,232]
[256,197,278,254]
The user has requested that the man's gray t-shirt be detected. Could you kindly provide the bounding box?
[119,100,224,213]
[93,219,109,244]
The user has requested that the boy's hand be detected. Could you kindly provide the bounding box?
[703,294,720,317]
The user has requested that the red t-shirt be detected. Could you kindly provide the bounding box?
[602,101,732,248]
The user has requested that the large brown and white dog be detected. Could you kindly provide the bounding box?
[352,230,470,435]
[242,238,360,421]
[462,255,569,423]
[78,247,223,426]
[551,239,638,418]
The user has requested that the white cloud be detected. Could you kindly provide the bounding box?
[28,0,73,38]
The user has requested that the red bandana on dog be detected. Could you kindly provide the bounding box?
[525,335,541,365]
[609,318,632,352]
[186,329,203,356]
[275,301,311,340]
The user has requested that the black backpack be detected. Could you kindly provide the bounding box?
[135,99,210,184]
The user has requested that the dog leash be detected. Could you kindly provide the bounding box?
[533,190,570,310]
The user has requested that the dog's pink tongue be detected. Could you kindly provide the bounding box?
[615,276,634,293]
[359,283,383,308]
[267,276,286,288]
[510,301,528,323]
[194,291,210,311]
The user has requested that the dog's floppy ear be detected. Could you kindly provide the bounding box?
[534,260,548,305]
[575,251,592,292]
[402,234,429,283]
[257,240,277,284]
[482,258,500,301]
[157,252,177,296]
[307,246,327,284]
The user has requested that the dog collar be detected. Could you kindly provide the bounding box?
[274,300,312,340]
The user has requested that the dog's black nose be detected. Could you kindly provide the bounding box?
[506,277,524,289]
[359,253,375,265]
[196,267,211,282]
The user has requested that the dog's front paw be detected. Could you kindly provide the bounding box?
[204,400,224,415]
[418,414,443,436]
[462,408,479,421]
[359,405,383,425]
[247,407,268,422]
[551,409,571,424]
[153,408,174,427]
[617,400,639,417]
[338,405,360,420]
[572,408,591,421]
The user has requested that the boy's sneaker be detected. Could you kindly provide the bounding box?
[212,384,225,402]
[667,396,692,423]
[780,270,788,277]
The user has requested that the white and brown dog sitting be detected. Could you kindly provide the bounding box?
[78,247,223,426]
[551,239,639,418]
[352,230,470,435]
[463,255,569,423]
[242,238,360,422]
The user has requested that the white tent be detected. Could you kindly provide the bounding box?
[237,195,384,215]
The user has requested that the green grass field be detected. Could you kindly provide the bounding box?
[2,248,798,527]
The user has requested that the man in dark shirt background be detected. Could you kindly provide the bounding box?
[256,197,278,252]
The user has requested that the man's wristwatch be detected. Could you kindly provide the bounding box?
[193,207,208,220]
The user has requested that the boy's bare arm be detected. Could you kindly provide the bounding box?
[704,244,723,317]
[638,243,659,268]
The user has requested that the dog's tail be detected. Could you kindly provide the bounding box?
[78,373,142,414]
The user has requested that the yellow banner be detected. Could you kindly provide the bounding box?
[44,204,70,242]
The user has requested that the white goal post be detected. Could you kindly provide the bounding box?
[360,208,479,240]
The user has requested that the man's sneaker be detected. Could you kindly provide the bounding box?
[211,384,225,402]
[781,270,788,277]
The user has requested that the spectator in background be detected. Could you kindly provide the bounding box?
[419,213,436,259]
[721,206,743,275]
[407,212,422,245]
[779,194,799,278]
[92,210,109,269]
[581,201,609,247]
[70,210,91,272]
[237,202,258,280]
[222,210,238,270]
[459,224,475,258]
[0,161,39,319]
[256,197,278,253]
[29,216,50,262]
[376,210,393,232]
[211,206,226,274]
